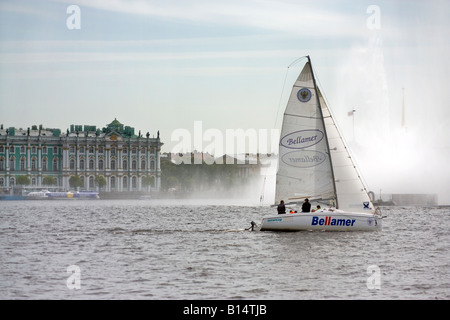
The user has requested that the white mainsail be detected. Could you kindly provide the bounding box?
[275,57,374,214]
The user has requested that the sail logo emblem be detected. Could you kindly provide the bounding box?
[281,150,326,168]
[280,129,324,149]
[297,88,312,102]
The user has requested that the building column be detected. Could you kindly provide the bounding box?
[37,143,42,187]
[5,142,10,188]
[27,143,31,172]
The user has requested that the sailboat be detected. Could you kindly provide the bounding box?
[259,56,382,231]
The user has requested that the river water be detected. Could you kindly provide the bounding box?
[0,199,448,300]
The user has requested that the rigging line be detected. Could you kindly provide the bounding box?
[273,56,308,130]
[284,113,321,119]
[276,173,304,181]
[273,68,289,130]
[288,56,308,69]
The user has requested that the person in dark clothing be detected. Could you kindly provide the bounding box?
[301,198,311,212]
[277,200,286,214]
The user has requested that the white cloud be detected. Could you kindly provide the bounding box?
[0,1,58,19]
[51,0,365,37]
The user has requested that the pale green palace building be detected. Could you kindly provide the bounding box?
[0,119,162,193]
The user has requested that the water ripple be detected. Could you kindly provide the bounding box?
[0,201,449,299]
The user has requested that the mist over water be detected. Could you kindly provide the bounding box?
[330,28,450,205]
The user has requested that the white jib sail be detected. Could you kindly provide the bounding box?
[275,59,374,213]
[318,88,375,213]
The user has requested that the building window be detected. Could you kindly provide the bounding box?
[42,146,47,154]
[10,177,15,186]
[31,158,36,170]
[42,158,47,171]
[32,146,36,154]
[20,158,26,171]
[80,159,85,170]
[20,146,25,153]
[111,176,116,189]
[70,159,75,170]
[70,146,75,153]
[31,177,36,186]
[111,148,116,156]
[123,160,127,170]
[98,159,104,170]
[141,160,146,170]
[123,176,128,189]
[54,146,58,154]
[89,146,94,154]
[132,160,137,170]
[0,146,3,153]
[53,158,58,171]
[111,160,116,170]
[89,176,94,189]
[0,177,3,186]
[80,147,85,154]
[89,159,94,170]
[10,146,14,153]
[99,146,104,154]
[0,158,4,171]
[150,160,155,170]
[132,147,137,154]
[123,147,128,154]
[132,176,137,189]
[10,157,15,171]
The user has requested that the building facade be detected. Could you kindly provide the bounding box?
[0,119,162,193]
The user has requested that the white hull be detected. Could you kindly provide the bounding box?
[26,191,50,200]
[260,209,382,232]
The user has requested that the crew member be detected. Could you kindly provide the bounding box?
[277,200,286,214]
[301,198,311,212]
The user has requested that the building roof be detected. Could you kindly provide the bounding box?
[0,119,161,142]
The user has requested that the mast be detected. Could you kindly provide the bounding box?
[307,56,339,208]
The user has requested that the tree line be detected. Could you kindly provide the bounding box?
[160,156,259,195]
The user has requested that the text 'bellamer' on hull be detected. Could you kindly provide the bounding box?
[260,210,381,232]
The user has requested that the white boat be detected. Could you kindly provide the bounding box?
[26,190,50,200]
[26,190,99,200]
[46,191,74,199]
[259,56,382,232]
[47,191,100,199]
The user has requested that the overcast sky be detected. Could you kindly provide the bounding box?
[1,0,449,203]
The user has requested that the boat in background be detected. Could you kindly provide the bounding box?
[73,191,100,199]
[259,56,382,232]
[26,190,51,200]
[26,190,99,200]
